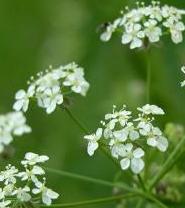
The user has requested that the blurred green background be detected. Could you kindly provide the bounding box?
[0,0,185,207]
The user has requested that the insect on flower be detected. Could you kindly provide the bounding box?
[100,1,185,49]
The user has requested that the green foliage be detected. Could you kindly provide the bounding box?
[0,0,185,207]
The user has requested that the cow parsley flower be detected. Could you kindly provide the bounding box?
[21,152,49,166]
[121,23,145,49]
[0,200,11,208]
[33,180,59,206]
[13,186,31,202]
[100,1,185,49]
[13,63,90,114]
[120,143,145,174]
[84,128,103,156]
[137,104,164,115]
[0,112,31,153]
[84,104,168,174]
[0,152,59,207]
[147,127,168,152]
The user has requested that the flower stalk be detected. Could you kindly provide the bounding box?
[39,193,136,207]
[146,49,151,104]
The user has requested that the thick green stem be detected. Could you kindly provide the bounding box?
[148,136,185,191]
[39,193,136,207]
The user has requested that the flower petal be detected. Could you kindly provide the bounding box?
[120,158,130,170]
[87,141,99,156]
[131,158,144,174]
[133,148,145,158]
[157,136,168,152]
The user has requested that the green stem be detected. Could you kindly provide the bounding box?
[64,107,121,168]
[136,199,145,208]
[44,167,133,193]
[137,174,146,191]
[145,194,168,208]
[45,167,168,208]
[64,107,89,134]
[39,193,136,207]
[148,136,185,191]
[99,141,120,168]
[62,107,168,207]
[146,49,151,104]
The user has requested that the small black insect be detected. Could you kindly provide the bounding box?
[96,22,110,33]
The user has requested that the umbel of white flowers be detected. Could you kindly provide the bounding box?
[0,112,31,153]
[13,62,90,114]
[0,152,59,207]
[100,1,185,49]
[84,104,168,174]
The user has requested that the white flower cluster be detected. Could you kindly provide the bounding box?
[100,1,185,49]
[0,112,31,153]
[0,152,59,207]
[13,63,90,114]
[180,66,185,87]
[84,104,168,174]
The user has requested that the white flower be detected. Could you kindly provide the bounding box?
[13,186,31,202]
[144,19,162,42]
[0,165,18,185]
[33,181,59,206]
[0,188,5,200]
[163,19,185,44]
[120,143,145,174]
[7,112,31,136]
[0,200,11,208]
[109,129,129,158]
[181,66,185,87]
[110,143,126,159]
[21,152,49,166]
[137,121,152,136]
[13,63,90,114]
[13,85,35,112]
[100,18,121,41]
[18,165,45,182]
[149,3,163,21]
[105,106,131,127]
[0,112,31,153]
[124,8,143,23]
[147,127,168,152]
[0,152,58,206]
[3,184,14,196]
[137,104,165,115]
[85,104,168,174]
[125,122,140,141]
[100,1,185,49]
[122,23,145,49]
[37,86,63,114]
[181,66,185,74]
[63,67,90,96]
[84,128,102,156]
